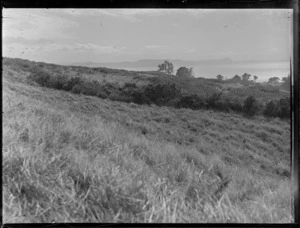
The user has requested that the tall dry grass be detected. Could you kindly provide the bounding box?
[2,66,293,223]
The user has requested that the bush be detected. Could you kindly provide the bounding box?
[62,77,83,91]
[206,93,222,109]
[176,94,207,110]
[48,75,68,90]
[71,84,83,94]
[226,100,243,113]
[27,68,51,87]
[132,92,151,105]
[243,96,260,116]
[263,98,290,119]
[123,83,138,89]
[264,100,277,117]
[277,97,290,118]
[144,83,182,106]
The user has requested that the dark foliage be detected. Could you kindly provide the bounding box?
[27,67,290,119]
[27,68,52,87]
[225,100,243,113]
[63,77,83,91]
[264,98,290,119]
[243,96,260,116]
[176,67,193,78]
[264,100,277,117]
[232,75,241,82]
[277,97,290,118]
[217,75,224,81]
[143,83,182,106]
[206,93,222,109]
[242,73,251,81]
[176,94,207,110]
[157,60,174,75]
[268,77,280,84]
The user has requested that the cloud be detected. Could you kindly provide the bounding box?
[3,41,128,63]
[145,45,170,49]
[187,49,197,53]
[45,42,127,54]
[3,9,79,39]
[67,43,127,54]
[60,9,143,22]
[60,9,217,22]
[3,36,54,46]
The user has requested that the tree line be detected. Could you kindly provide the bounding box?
[158,60,194,78]
[157,60,291,86]
[27,66,290,119]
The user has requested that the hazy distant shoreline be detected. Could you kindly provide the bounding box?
[62,59,289,83]
[62,58,290,68]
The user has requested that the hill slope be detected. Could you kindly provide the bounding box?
[3,57,289,101]
[3,58,292,223]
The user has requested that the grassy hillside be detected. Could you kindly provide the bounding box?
[3,57,289,101]
[4,57,290,121]
[3,58,292,223]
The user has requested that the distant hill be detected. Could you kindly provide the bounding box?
[62,58,233,68]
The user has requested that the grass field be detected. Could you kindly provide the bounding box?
[3,58,292,223]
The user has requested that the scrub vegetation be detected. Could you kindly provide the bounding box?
[3,57,292,223]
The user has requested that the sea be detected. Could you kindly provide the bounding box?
[117,61,290,83]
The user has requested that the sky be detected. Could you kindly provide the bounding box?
[3,9,292,64]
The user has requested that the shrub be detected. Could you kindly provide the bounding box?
[226,100,243,113]
[206,93,222,109]
[121,83,139,98]
[176,94,207,110]
[264,100,277,117]
[123,82,138,89]
[277,97,290,119]
[62,77,83,91]
[27,68,51,87]
[144,83,182,106]
[263,98,290,119]
[71,84,82,94]
[48,75,68,90]
[129,88,150,105]
[243,96,260,116]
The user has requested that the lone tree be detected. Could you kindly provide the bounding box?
[242,73,251,81]
[232,75,241,81]
[268,77,280,84]
[217,74,224,81]
[158,60,174,75]
[253,75,258,82]
[176,67,193,78]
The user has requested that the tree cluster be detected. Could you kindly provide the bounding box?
[176,67,194,78]
[268,77,280,84]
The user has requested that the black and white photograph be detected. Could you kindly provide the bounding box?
[2,8,294,223]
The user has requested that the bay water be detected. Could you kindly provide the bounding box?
[119,61,290,82]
